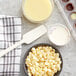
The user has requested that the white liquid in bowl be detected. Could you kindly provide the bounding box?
[48,24,70,46]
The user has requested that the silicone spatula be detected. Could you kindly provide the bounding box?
[0,25,47,57]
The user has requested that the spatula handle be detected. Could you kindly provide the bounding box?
[0,39,24,57]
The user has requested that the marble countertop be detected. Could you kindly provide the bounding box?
[0,0,76,76]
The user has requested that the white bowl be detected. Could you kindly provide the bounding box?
[47,23,71,46]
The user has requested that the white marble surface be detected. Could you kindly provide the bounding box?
[0,0,76,76]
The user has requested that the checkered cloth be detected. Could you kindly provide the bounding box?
[0,16,21,76]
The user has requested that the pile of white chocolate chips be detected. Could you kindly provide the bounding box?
[26,46,61,76]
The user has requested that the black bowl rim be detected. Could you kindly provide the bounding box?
[23,43,63,76]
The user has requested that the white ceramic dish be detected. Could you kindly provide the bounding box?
[47,23,71,46]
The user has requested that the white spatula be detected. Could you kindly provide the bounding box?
[0,25,47,57]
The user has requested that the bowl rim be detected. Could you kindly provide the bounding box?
[23,43,63,76]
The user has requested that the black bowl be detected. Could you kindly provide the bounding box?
[23,43,63,76]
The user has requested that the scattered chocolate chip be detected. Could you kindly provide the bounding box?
[66,3,74,11]
[74,24,76,28]
[62,0,69,2]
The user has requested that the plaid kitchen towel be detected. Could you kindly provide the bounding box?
[0,16,21,76]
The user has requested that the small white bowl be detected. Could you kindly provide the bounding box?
[47,23,71,46]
